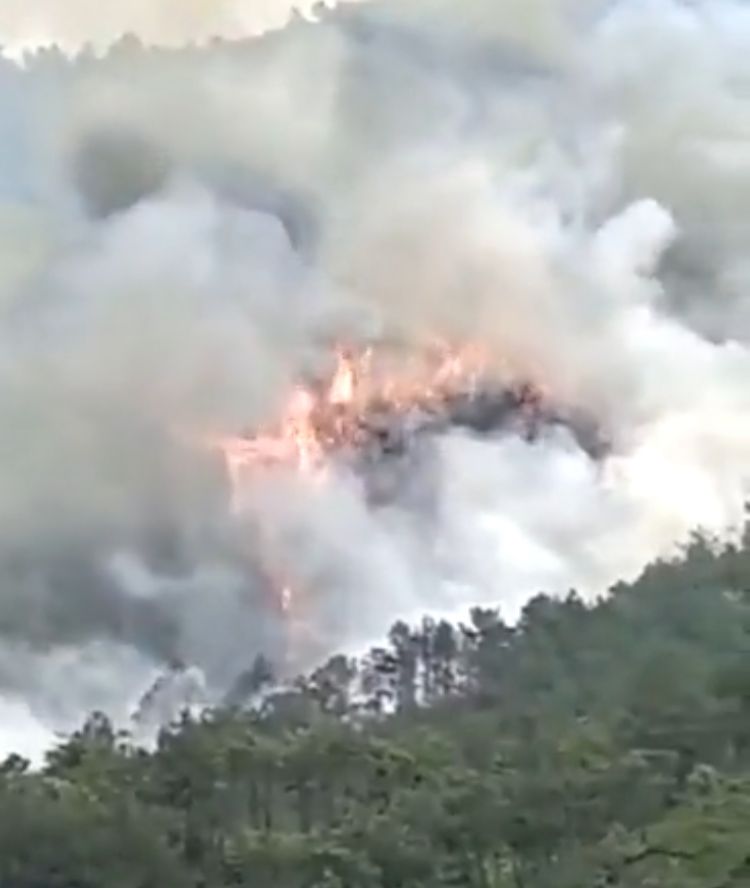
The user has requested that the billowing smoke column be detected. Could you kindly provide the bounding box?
[0,0,749,753]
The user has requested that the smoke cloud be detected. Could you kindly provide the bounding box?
[0,0,748,756]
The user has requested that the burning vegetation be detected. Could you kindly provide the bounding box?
[214,340,492,496]
[214,338,607,509]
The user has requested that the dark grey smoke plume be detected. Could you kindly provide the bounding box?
[0,0,748,755]
[73,129,172,218]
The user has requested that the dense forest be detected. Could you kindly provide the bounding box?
[3,528,750,887]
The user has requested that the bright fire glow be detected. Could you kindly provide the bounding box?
[214,340,490,502]
[211,339,491,622]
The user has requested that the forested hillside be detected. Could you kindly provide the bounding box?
[4,529,750,887]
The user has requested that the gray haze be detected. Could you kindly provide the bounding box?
[0,0,748,754]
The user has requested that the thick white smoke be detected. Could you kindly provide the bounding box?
[0,0,749,757]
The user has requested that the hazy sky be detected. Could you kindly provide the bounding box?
[0,0,362,58]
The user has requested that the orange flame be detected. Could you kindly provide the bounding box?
[213,340,490,511]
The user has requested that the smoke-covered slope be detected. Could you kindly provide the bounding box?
[0,0,748,753]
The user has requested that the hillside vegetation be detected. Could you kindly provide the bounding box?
[3,529,750,886]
